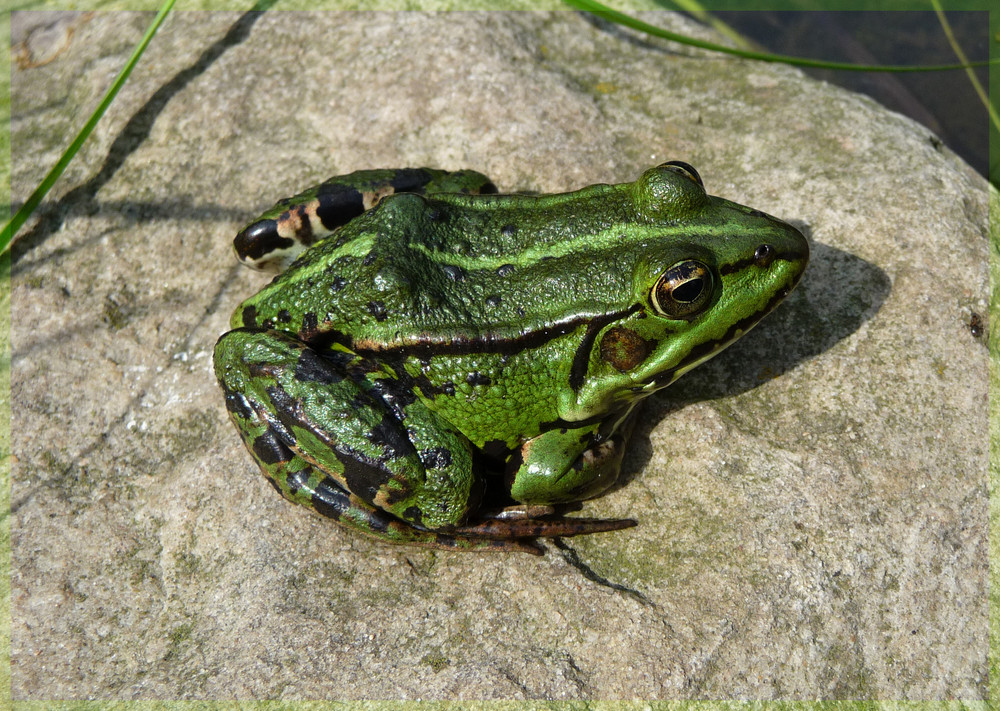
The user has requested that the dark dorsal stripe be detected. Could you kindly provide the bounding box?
[568,303,643,392]
[308,305,642,364]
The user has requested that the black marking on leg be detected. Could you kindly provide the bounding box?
[389,168,434,192]
[263,384,333,459]
[420,446,453,470]
[309,475,350,521]
[368,413,418,460]
[310,476,407,536]
[314,184,366,231]
[337,452,397,508]
[284,467,311,494]
[252,427,293,466]
[289,204,315,245]
[259,381,407,507]
[370,363,419,412]
[224,391,256,421]
[322,346,358,373]
[234,220,293,262]
[402,505,424,527]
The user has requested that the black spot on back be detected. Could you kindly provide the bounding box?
[466,372,491,387]
[367,301,388,322]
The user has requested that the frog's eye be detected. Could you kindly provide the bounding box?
[651,260,714,319]
[658,161,704,188]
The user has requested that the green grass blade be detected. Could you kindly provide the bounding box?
[1,0,177,256]
[566,0,997,73]
[667,0,753,51]
[931,0,999,135]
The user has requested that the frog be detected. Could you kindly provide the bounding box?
[214,163,809,554]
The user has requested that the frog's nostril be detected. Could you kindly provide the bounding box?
[754,243,775,268]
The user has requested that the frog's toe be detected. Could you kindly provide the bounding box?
[455,515,637,540]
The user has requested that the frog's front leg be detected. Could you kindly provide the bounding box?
[444,417,638,542]
[214,327,532,551]
[506,410,638,505]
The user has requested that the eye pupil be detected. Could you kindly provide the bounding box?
[672,278,705,303]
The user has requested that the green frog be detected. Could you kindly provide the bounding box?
[214,163,808,554]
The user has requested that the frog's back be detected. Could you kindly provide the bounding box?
[234,186,642,350]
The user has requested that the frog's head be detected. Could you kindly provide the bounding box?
[569,162,809,417]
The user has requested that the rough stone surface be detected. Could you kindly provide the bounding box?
[9,10,988,700]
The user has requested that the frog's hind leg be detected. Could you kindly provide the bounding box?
[249,424,542,555]
[454,511,636,541]
[233,167,497,272]
[254,415,628,553]
[216,327,540,553]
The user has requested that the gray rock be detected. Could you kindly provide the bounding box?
[9,9,988,699]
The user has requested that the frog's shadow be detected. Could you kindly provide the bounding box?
[611,236,890,492]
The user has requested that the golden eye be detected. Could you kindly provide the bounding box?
[651,260,714,319]
[657,161,704,188]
